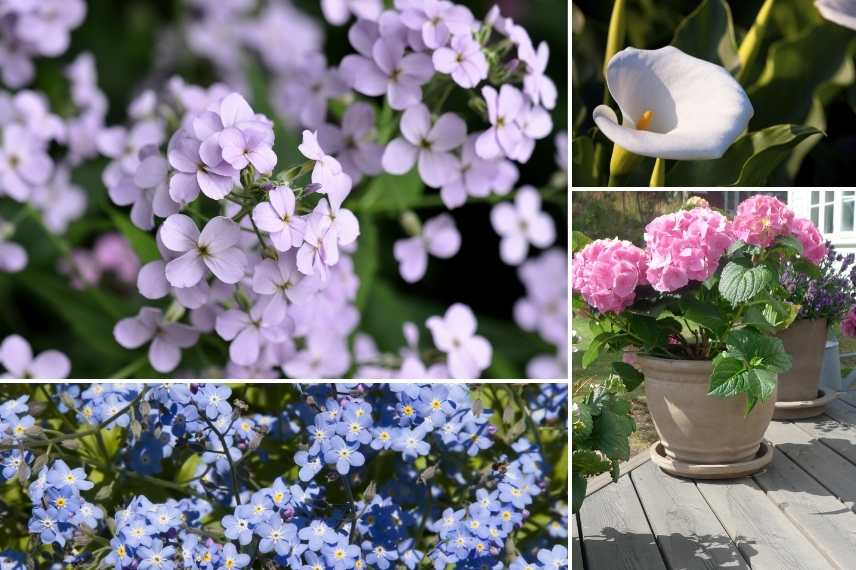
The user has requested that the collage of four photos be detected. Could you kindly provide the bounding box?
[0,0,570,569]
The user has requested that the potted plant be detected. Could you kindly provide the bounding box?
[572,195,823,479]
[776,246,856,418]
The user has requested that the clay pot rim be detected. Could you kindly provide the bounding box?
[636,353,713,374]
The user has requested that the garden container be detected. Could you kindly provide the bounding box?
[774,319,836,419]
[638,355,775,477]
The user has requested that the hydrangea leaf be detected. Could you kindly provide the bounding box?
[611,362,644,392]
[719,260,773,305]
[572,449,612,477]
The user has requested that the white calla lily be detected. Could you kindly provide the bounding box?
[593,46,754,160]
[816,0,856,31]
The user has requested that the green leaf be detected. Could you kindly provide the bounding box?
[357,171,424,213]
[352,212,378,311]
[571,136,598,186]
[792,258,822,279]
[612,362,644,392]
[671,0,739,72]
[708,356,746,397]
[742,305,777,333]
[681,298,728,336]
[718,261,772,305]
[724,329,792,373]
[772,235,804,256]
[572,449,612,477]
[668,124,824,186]
[748,23,855,129]
[572,401,594,441]
[175,453,201,484]
[590,400,635,461]
[106,206,159,263]
[572,230,592,254]
[581,335,606,369]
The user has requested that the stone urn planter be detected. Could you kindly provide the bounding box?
[774,319,837,419]
[637,354,775,479]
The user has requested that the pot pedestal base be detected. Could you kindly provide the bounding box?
[773,388,837,420]
[649,441,773,479]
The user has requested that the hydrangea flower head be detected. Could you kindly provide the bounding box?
[571,238,648,313]
[644,207,734,292]
[730,195,794,248]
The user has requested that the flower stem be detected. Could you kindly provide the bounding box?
[649,158,666,187]
[603,0,627,76]
[736,0,776,84]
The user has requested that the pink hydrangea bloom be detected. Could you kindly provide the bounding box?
[571,239,648,313]
[788,217,826,265]
[842,307,856,337]
[731,195,794,247]
[644,207,735,293]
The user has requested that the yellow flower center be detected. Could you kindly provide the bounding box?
[636,110,654,131]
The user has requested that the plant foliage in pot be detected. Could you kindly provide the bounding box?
[776,244,856,417]
[572,195,824,488]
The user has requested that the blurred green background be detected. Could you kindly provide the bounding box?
[573,0,856,186]
[0,0,569,378]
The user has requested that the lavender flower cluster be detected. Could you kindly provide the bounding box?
[0,0,566,380]
[0,383,569,569]
[781,245,856,322]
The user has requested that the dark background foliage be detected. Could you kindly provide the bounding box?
[573,0,856,186]
[0,0,568,377]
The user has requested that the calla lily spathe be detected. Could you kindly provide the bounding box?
[593,46,754,160]
[816,0,856,31]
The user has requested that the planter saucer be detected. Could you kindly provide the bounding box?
[649,441,773,479]
[773,388,837,420]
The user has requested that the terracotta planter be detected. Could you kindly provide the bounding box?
[638,355,776,465]
[776,319,828,402]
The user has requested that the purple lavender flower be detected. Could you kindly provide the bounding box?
[113,307,199,373]
[0,335,70,379]
[160,214,247,287]
[0,124,52,202]
[491,187,556,265]
[475,85,525,160]
[432,33,488,88]
[399,0,476,49]
[340,37,434,110]
[252,186,306,252]
[316,102,383,184]
[426,304,492,379]
[215,303,291,367]
[382,103,467,187]
[322,0,383,26]
[394,214,461,283]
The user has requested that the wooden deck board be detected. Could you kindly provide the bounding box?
[630,460,749,569]
[572,515,584,570]
[579,392,856,569]
[579,474,667,570]
[695,477,833,569]
[753,448,856,569]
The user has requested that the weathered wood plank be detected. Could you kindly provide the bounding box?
[572,515,584,570]
[754,448,856,569]
[579,474,667,570]
[766,420,856,505]
[696,477,833,569]
[630,461,748,569]
[793,403,856,467]
[586,451,651,496]
[837,390,856,409]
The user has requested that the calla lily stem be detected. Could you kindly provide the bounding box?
[737,0,776,84]
[650,158,666,187]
